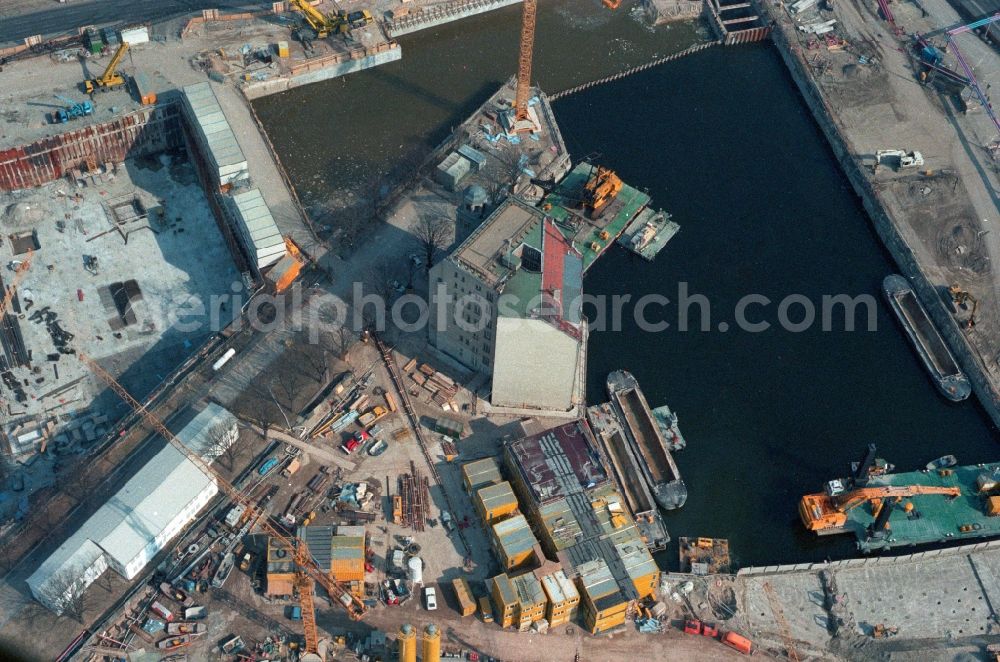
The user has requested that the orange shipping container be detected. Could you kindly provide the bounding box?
[451,577,476,617]
[722,632,752,655]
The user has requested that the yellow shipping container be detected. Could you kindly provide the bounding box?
[452,577,476,617]
[475,481,519,524]
[490,574,519,629]
[277,41,289,57]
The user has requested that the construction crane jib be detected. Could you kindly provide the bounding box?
[514,0,537,132]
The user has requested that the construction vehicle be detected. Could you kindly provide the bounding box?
[875,149,924,170]
[53,95,94,123]
[288,0,347,39]
[948,284,979,329]
[799,482,961,532]
[78,353,366,659]
[582,165,623,216]
[84,42,129,94]
[346,9,373,28]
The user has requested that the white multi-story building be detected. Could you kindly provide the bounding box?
[429,197,586,414]
[27,404,237,614]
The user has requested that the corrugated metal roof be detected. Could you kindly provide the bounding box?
[511,572,546,607]
[462,457,502,491]
[491,573,517,605]
[229,189,284,268]
[540,570,578,604]
[297,525,334,571]
[577,559,618,600]
[494,514,536,560]
[477,481,517,511]
[616,542,657,583]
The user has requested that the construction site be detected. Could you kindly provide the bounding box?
[0,0,1000,658]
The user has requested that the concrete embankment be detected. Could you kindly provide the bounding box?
[759,0,1000,428]
[385,0,523,38]
[242,43,402,100]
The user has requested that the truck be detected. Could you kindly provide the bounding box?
[150,601,174,622]
[281,458,301,477]
[875,149,924,170]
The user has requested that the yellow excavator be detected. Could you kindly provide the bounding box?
[800,484,961,532]
[949,284,979,329]
[582,165,623,217]
[288,0,348,38]
[84,42,129,94]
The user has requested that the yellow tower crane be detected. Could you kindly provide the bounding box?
[77,352,366,658]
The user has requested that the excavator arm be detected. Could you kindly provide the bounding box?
[801,484,961,532]
[288,0,345,38]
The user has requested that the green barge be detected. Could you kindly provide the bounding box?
[800,447,1000,552]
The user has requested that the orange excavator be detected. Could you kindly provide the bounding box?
[800,484,961,532]
[582,165,623,217]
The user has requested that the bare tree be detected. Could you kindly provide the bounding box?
[46,572,87,623]
[320,327,355,361]
[208,423,239,471]
[412,215,452,272]
[479,143,524,205]
[365,258,403,303]
[64,465,98,502]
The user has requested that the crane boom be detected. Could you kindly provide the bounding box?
[800,484,961,532]
[85,43,129,94]
[76,353,366,651]
[1,250,32,318]
[513,0,537,131]
[288,0,345,38]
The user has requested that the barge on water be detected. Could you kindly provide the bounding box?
[617,208,679,261]
[883,274,971,402]
[800,445,1000,552]
[606,370,686,510]
[587,403,669,551]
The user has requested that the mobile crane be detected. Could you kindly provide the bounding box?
[288,0,348,39]
[84,42,129,94]
[78,353,366,658]
[799,483,961,532]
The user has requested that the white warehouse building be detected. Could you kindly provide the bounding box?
[27,404,237,614]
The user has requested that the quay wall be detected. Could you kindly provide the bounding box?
[242,45,402,100]
[0,105,183,191]
[385,0,523,37]
[737,538,1000,576]
[760,0,1000,428]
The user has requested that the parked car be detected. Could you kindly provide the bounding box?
[424,586,437,611]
